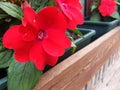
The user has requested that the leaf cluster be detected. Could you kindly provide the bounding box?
[0,1,42,90]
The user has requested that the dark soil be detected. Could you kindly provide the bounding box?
[0,69,7,79]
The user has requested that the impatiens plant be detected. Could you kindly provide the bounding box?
[90,0,119,21]
[55,0,84,29]
[0,0,84,90]
[3,6,71,70]
[98,0,116,16]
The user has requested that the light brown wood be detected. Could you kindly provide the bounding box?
[85,48,120,90]
[92,48,120,90]
[34,26,120,90]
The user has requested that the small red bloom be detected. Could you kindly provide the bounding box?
[21,0,30,10]
[3,6,71,70]
[98,0,116,16]
[55,0,84,30]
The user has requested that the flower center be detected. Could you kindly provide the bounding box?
[37,31,46,41]
[105,5,109,9]
[62,3,68,10]
[61,2,72,20]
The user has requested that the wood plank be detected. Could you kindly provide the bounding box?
[92,48,120,90]
[34,26,120,90]
[85,48,120,90]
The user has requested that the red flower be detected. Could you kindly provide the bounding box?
[21,0,30,10]
[98,0,116,16]
[55,0,84,30]
[3,6,71,70]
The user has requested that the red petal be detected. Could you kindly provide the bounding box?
[3,25,35,62]
[46,54,58,66]
[47,29,71,48]
[30,41,59,70]
[42,31,71,57]
[55,0,82,18]
[23,7,36,24]
[29,42,47,70]
[55,0,84,29]
[21,0,30,10]
[23,7,40,30]
[55,0,72,20]
[98,0,116,16]
[43,39,65,56]
[14,48,30,62]
[13,41,34,62]
[3,25,25,49]
[36,6,67,32]
[19,25,38,41]
[67,11,84,30]
[70,9,84,24]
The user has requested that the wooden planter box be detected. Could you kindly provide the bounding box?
[34,26,120,90]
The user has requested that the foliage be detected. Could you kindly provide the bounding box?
[90,0,120,22]
[8,60,42,90]
[0,0,47,90]
[0,0,84,90]
[0,2,23,19]
[0,38,13,68]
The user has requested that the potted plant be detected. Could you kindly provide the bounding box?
[0,37,13,90]
[78,0,119,41]
[0,0,94,90]
[59,28,96,62]
[44,28,96,72]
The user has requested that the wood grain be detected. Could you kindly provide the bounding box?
[92,48,120,90]
[34,26,120,90]
[85,48,120,90]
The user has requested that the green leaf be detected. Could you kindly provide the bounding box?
[0,14,8,19]
[110,11,120,19]
[90,12,101,21]
[71,42,77,54]
[116,0,120,4]
[0,39,13,68]
[73,29,83,37]
[8,60,42,90]
[0,2,23,20]
[29,0,49,11]
[91,4,97,12]
[33,0,54,12]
